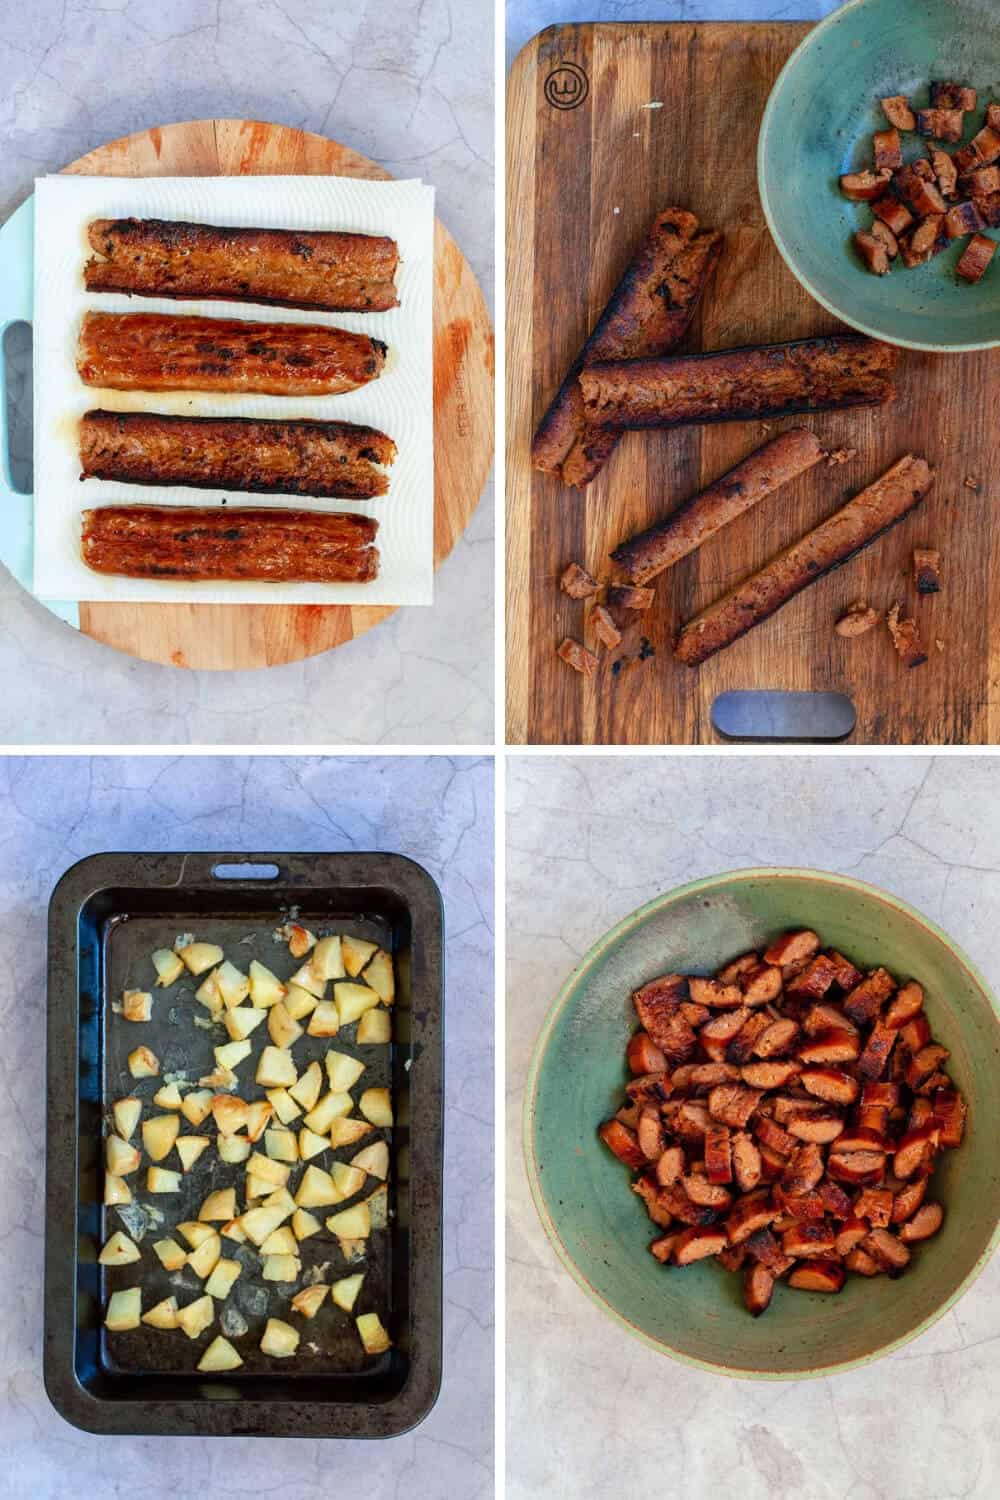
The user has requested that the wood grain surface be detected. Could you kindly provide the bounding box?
[63,119,493,671]
[506,24,997,745]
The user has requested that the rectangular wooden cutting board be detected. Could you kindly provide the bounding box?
[507,22,999,745]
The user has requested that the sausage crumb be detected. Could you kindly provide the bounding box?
[913,547,941,595]
[591,604,623,650]
[881,96,916,131]
[557,637,599,677]
[887,603,928,668]
[835,603,879,637]
[825,447,859,468]
[560,562,600,599]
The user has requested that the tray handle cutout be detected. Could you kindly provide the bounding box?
[711,690,856,743]
[210,861,282,881]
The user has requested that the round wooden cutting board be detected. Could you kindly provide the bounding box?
[62,119,493,670]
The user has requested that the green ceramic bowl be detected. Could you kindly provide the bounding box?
[524,867,1000,1378]
[758,0,1000,352]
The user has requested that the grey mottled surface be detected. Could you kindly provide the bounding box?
[507,754,1000,1500]
[507,0,839,68]
[0,0,493,745]
[0,754,493,1497]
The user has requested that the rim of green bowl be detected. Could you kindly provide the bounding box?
[523,865,1000,1379]
[757,0,1000,354]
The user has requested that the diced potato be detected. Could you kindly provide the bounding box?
[298,1126,328,1161]
[283,983,319,1022]
[244,1173,270,1201]
[104,1173,132,1206]
[176,1294,215,1340]
[351,1141,389,1180]
[267,1087,302,1125]
[142,1113,180,1163]
[212,1095,249,1136]
[247,1151,289,1189]
[122,989,153,1022]
[367,1183,389,1230]
[127,1045,159,1079]
[215,960,250,1009]
[357,1009,391,1045]
[263,1187,296,1217]
[304,1092,352,1134]
[325,1050,366,1093]
[245,1099,273,1143]
[249,960,287,1008]
[260,1226,297,1255]
[359,1088,393,1128]
[146,1166,182,1194]
[111,1097,142,1142]
[187,1232,222,1279]
[220,1218,246,1244]
[262,1253,301,1282]
[106,1135,141,1176]
[256,1046,297,1088]
[199,1065,237,1090]
[329,1117,374,1149]
[239,1204,288,1247]
[312,935,345,981]
[289,1060,323,1112]
[142,1296,179,1330]
[265,1127,299,1163]
[285,923,317,959]
[291,1208,322,1242]
[294,1164,339,1208]
[195,968,224,1016]
[334,984,380,1027]
[325,1202,371,1239]
[99,1231,141,1266]
[224,1007,266,1042]
[267,1001,304,1050]
[203,1258,242,1300]
[342,936,377,977]
[356,1312,392,1355]
[153,1082,183,1109]
[176,1135,210,1172]
[180,1089,213,1127]
[290,1284,328,1318]
[152,1238,186,1271]
[151,948,184,987]
[178,941,224,976]
[290,961,326,1000]
[331,1162,366,1200]
[365,951,395,1005]
[306,1001,340,1038]
[218,1135,252,1164]
[199,1188,237,1222]
[338,1237,368,1264]
[331,1273,364,1312]
[197,1334,243,1371]
[177,1220,215,1249]
[260,1318,299,1358]
[214,1039,252,1071]
[105,1288,141,1331]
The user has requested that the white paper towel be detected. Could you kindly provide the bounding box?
[32,173,435,605]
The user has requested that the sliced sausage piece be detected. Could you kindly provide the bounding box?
[827,1149,886,1187]
[843,966,898,1026]
[772,1095,827,1124]
[884,980,924,1029]
[557,638,599,678]
[753,1019,800,1058]
[855,231,890,275]
[727,1012,775,1064]
[785,953,842,1001]
[654,1182,718,1227]
[632,1174,675,1227]
[598,1119,647,1169]
[798,1028,861,1065]
[932,1088,967,1148]
[841,169,894,201]
[704,1123,733,1185]
[782,1222,836,1258]
[882,95,916,130]
[781,1142,825,1196]
[673,1226,728,1265]
[624,1071,672,1109]
[726,1190,778,1245]
[627,1031,666,1076]
[817,1181,854,1220]
[590,604,622,651]
[763,931,821,968]
[717,952,762,984]
[752,1115,797,1158]
[888,601,928,667]
[688,976,744,1008]
[740,1059,801,1090]
[788,1259,845,1293]
[687,1062,740,1089]
[890,1176,928,1224]
[655,1144,686,1188]
[915,108,964,143]
[772,1186,825,1221]
[740,964,785,1006]
[731,1131,763,1192]
[745,1226,793,1275]
[610,430,824,585]
[716,1243,748,1272]
[699,1008,751,1060]
[845,1247,882,1276]
[833,1125,887,1153]
[862,1228,911,1274]
[872,195,914,236]
[930,81,977,111]
[606,584,654,611]
[682,1173,732,1210]
[785,1111,844,1144]
[893,1124,939,1179]
[800,1067,859,1105]
[560,562,600,599]
[895,165,948,216]
[873,128,903,172]
[743,1261,776,1316]
[803,1002,858,1037]
[906,1043,950,1090]
[854,1188,894,1228]
[650,1232,681,1263]
[637,1106,666,1160]
[674,456,931,668]
[857,1022,898,1081]
[958,233,998,283]
[708,1084,763,1128]
[930,149,959,199]
[945,200,985,238]
[836,1218,869,1256]
[632,975,694,1056]
[670,1100,713,1144]
[898,1201,944,1242]
[900,1014,932,1053]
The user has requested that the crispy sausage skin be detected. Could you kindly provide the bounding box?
[610,429,824,585]
[81,505,379,583]
[531,209,723,488]
[77,312,387,397]
[674,455,933,668]
[79,411,396,500]
[84,218,399,312]
[579,335,898,430]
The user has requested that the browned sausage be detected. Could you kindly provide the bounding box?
[77,312,386,396]
[674,455,933,668]
[84,218,399,312]
[81,505,379,583]
[531,209,723,488]
[79,411,396,500]
[610,429,824,585]
[579,335,898,430]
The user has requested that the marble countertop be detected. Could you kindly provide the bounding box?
[507,754,1000,1500]
[507,0,838,67]
[0,0,493,745]
[0,754,493,1498]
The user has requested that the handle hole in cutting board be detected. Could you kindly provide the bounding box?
[211,862,281,881]
[711,690,856,743]
[3,321,32,494]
